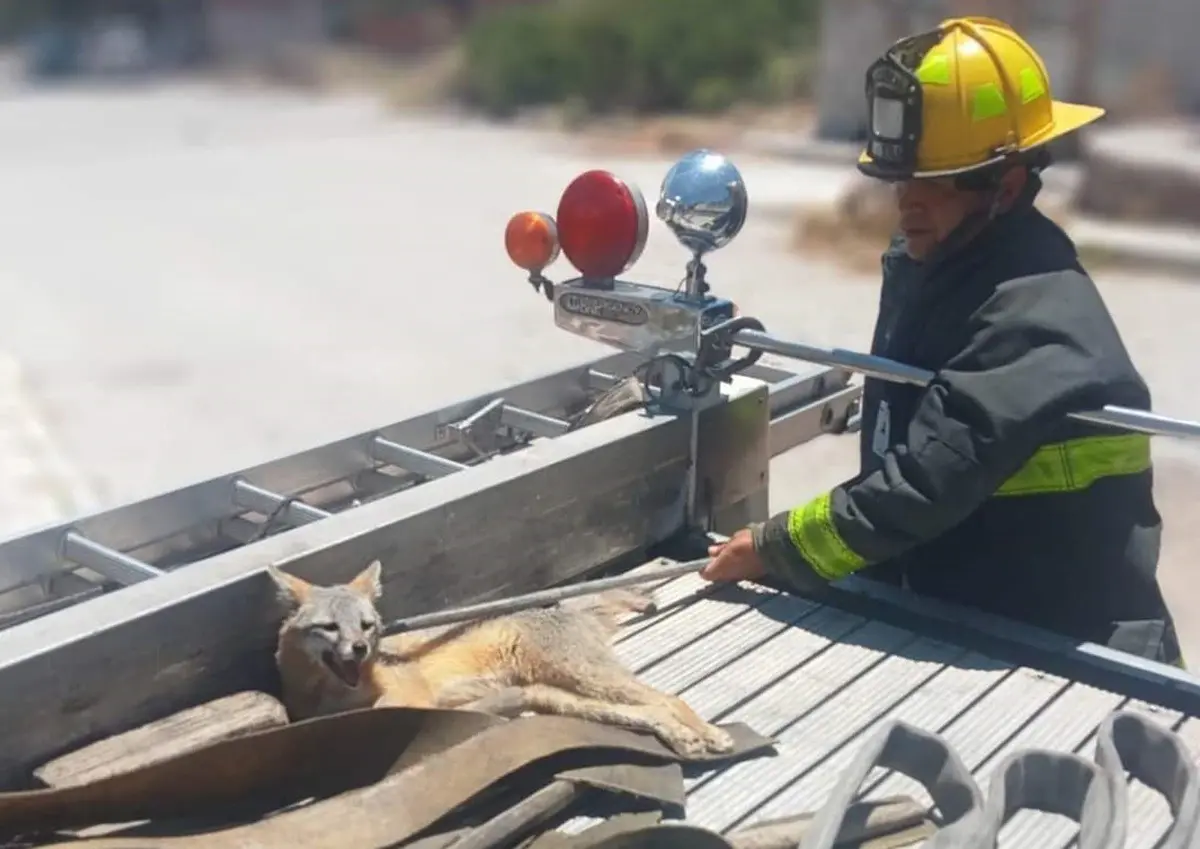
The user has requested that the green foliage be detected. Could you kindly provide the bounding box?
[461,0,820,118]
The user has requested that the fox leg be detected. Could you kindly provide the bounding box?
[536,651,735,756]
[473,683,726,757]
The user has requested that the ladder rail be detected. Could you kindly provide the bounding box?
[0,351,621,607]
[0,351,857,629]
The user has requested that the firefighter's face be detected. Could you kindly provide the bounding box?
[893,167,1029,260]
[893,178,987,260]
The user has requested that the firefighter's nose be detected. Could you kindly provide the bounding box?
[351,640,368,660]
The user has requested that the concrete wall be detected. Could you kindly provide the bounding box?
[815,0,1200,140]
[204,0,326,63]
[813,0,896,139]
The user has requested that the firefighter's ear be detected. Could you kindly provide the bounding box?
[996,165,1029,211]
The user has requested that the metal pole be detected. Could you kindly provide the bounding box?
[731,329,1200,441]
[385,558,709,634]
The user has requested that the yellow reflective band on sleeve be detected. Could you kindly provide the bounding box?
[994,434,1151,497]
[786,492,867,581]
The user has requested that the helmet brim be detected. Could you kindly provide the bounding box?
[1041,100,1107,145]
[857,99,1107,181]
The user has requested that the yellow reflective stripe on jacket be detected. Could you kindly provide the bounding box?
[994,434,1151,497]
[786,492,866,580]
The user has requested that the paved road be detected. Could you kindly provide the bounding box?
[1,80,1198,662]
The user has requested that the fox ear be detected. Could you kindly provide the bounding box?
[267,565,311,609]
[348,560,383,601]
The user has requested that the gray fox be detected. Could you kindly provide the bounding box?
[269,561,736,757]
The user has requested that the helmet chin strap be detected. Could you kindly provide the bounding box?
[984,184,1006,222]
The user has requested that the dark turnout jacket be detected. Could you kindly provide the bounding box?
[754,179,1181,665]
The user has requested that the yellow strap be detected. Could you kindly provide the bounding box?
[786,492,866,581]
[994,434,1151,497]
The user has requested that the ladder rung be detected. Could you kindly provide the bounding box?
[500,405,570,437]
[60,532,164,585]
[232,480,332,525]
[371,437,467,479]
[587,369,619,389]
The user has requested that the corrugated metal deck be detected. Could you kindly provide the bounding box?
[562,571,1200,848]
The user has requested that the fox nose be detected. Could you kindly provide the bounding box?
[351,640,368,660]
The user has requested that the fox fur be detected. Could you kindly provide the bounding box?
[268,561,735,757]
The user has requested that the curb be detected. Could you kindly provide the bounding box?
[0,355,98,541]
[1069,220,1200,278]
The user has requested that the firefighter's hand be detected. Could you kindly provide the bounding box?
[700,528,766,583]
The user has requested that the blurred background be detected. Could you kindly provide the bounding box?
[0,0,1197,654]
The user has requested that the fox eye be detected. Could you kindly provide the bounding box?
[361,621,375,631]
[316,623,339,634]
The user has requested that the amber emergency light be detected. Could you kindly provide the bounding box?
[504,211,560,273]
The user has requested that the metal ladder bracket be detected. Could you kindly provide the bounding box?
[438,397,508,457]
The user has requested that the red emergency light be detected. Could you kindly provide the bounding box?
[504,211,560,273]
[555,170,648,279]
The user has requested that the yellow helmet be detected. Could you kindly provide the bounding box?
[857,17,1105,181]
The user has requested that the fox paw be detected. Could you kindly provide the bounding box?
[660,722,736,758]
[700,723,736,754]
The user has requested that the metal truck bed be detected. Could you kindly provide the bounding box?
[0,348,1194,847]
[564,566,1200,848]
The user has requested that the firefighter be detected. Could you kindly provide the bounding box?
[700,17,1185,667]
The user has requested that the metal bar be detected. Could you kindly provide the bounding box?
[386,558,708,633]
[60,532,163,585]
[732,328,1200,440]
[587,369,620,389]
[370,436,469,478]
[500,404,570,438]
[231,480,332,526]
